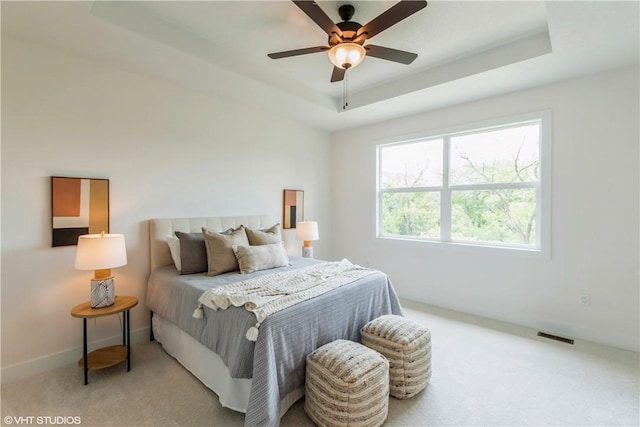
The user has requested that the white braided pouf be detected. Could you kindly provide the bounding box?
[305,339,389,427]
[361,314,431,399]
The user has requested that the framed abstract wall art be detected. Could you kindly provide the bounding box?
[283,189,304,229]
[51,176,109,247]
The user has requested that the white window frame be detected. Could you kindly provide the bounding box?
[375,110,551,257]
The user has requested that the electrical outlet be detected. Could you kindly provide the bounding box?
[580,293,591,306]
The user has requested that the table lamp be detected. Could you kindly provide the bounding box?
[75,232,127,308]
[296,221,319,259]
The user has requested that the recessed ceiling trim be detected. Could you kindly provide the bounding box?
[341,28,553,111]
[90,1,336,110]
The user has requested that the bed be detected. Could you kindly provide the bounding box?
[146,215,403,426]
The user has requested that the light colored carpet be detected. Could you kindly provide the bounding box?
[2,301,638,426]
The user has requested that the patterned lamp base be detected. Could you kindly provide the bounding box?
[91,278,115,308]
[302,246,314,259]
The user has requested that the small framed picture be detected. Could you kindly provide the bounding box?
[283,189,304,229]
[51,176,109,247]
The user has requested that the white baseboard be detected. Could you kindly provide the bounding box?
[1,326,150,385]
[400,298,640,353]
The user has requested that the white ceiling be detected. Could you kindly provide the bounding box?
[2,1,639,132]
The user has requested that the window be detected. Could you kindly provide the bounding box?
[377,112,550,252]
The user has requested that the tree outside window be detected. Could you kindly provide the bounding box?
[378,117,545,250]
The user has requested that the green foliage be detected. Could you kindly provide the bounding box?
[452,189,536,244]
[381,192,440,238]
[380,138,539,246]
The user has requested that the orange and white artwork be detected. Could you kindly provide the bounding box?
[283,189,304,229]
[51,177,109,247]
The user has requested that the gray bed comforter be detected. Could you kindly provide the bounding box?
[146,257,403,427]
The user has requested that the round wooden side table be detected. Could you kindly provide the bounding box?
[71,295,138,385]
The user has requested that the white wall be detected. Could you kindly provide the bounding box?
[0,38,332,382]
[331,65,640,352]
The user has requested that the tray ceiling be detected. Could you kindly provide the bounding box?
[2,1,638,131]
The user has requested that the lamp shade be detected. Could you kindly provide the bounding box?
[75,233,127,270]
[296,221,319,241]
[328,43,366,70]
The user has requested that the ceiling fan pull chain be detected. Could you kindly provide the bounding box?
[343,70,348,110]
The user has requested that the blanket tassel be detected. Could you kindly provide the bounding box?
[246,322,261,341]
[192,304,204,319]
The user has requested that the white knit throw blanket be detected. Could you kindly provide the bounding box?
[193,259,375,341]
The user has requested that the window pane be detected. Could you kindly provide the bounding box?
[450,124,540,185]
[451,188,537,245]
[380,140,443,189]
[381,192,440,238]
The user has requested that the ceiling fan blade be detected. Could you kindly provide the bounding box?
[331,66,346,82]
[268,46,329,59]
[293,1,343,37]
[364,45,418,64]
[358,0,427,40]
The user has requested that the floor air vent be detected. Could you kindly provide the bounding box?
[537,331,574,345]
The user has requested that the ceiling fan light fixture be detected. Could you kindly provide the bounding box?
[328,43,366,70]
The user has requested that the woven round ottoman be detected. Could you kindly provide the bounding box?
[361,314,431,399]
[305,339,389,427]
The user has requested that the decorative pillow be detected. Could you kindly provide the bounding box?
[232,243,290,274]
[246,223,282,246]
[173,228,235,275]
[202,226,250,276]
[175,232,208,275]
[166,236,181,271]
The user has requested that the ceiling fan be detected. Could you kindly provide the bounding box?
[268,0,428,82]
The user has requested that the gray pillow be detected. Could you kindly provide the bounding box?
[232,243,290,274]
[246,223,282,246]
[174,228,234,275]
[175,231,207,275]
[202,226,250,276]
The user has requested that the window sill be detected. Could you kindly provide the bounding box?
[375,235,550,259]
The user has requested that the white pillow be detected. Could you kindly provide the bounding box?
[232,243,289,274]
[167,236,181,271]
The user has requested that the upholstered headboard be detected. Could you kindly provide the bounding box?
[149,215,272,272]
